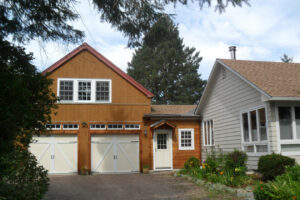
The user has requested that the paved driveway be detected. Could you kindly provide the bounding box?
[43,173,215,200]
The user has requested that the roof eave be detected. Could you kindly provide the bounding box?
[268,96,300,101]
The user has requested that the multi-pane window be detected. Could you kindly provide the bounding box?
[125,124,140,130]
[179,129,195,150]
[107,124,123,130]
[90,124,106,130]
[157,134,167,149]
[59,81,73,101]
[96,81,110,102]
[46,124,61,130]
[57,79,111,103]
[278,106,300,153]
[78,81,91,101]
[63,124,79,130]
[241,107,268,154]
[203,120,214,146]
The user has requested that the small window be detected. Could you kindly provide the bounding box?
[59,81,73,101]
[90,124,106,130]
[78,81,91,101]
[125,124,140,130]
[295,107,300,139]
[259,108,267,141]
[203,120,214,146]
[46,124,61,130]
[179,128,195,150]
[63,124,79,130]
[107,124,123,130]
[242,113,249,142]
[157,134,167,149]
[96,81,110,102]
[278,107,293,140]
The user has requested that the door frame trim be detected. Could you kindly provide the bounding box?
[153,129,173,171]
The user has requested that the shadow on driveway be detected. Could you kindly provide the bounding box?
[43,173,214,200]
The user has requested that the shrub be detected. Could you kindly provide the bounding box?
[203,147,224,174]
[257,153,295,181]
[254,165,300,200]
[224,149,247,174]
[184,157,200,171]
[0,149,49,200]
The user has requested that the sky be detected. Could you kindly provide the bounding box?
[26,0,300,79]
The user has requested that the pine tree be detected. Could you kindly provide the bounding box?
[127,16,206,104]
[281,54,293,63]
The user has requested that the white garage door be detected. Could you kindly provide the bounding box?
[91,134,139,173]
[29,135,77,174]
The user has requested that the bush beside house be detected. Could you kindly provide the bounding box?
[257,153,296,181]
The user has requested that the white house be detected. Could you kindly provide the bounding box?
[195,56,300,169]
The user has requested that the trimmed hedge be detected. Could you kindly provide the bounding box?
[257,153,295,181]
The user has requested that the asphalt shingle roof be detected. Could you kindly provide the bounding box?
[219,59,300,97]
[151,105,197,115]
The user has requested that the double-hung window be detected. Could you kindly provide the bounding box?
[58,78,111,103]
[179,128,195,150]
[278,106,300,153]
[59,81,73,101]
[241,106,268,154]
[96,81,110,102]
[203,120,214,146]
[78,81,91,101]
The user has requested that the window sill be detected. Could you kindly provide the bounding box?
[179,147,195,151]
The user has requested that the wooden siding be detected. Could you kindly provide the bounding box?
[47,50,151,172]
[145,120,201,170]
[199,63,265,169]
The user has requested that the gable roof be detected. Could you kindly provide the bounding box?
[219,59,300,98]
[42,43,154,98]
[195,59,300,114]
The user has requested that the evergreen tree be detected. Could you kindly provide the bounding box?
[281,54,293,63]
[128,16,206,104]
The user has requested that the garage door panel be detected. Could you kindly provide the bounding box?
[91,143,114,172]
[118,143,139,171]
[54,143,77,173]
[29,143,51,171]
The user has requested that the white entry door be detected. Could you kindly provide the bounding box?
[29,135,77,174]
[153,129,172,170]
[91,134,139,173]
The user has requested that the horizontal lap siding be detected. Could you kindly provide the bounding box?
[200,64,264,169]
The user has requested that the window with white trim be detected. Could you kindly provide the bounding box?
[78,81,91,101]
[203,120,214,146]
[63,124,79,130]
[241,107,268,154]
[96,81,110,102]
[90,124,106,130]
[125,124,140,130]
[107,124,123,130]
[46,124,61,130]
[179,128,195,150]
[59,81,73,101]
[57,78,111,103]
[278,106,300,153]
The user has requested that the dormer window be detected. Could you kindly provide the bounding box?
[58,78,111,103]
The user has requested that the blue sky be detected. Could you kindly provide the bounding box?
[27,0,300,79]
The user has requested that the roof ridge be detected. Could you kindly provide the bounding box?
[218,58,300,65]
